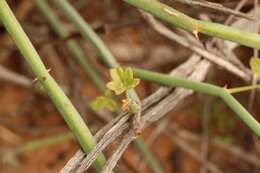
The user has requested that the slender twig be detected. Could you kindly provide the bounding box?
[0,0,107,172]
[34,0,106,93]
[0,65,31,87]
[49,0,119,68]
[133,68,260,137]
[75,116,128,173]
[227,84,260,94]
[248,0,259,110]
[60,118,120,173]
[175,0,255,21]
[224,0,248,25]
[100,131,134,173]
[124,0,260,49]
[141,12,250,81]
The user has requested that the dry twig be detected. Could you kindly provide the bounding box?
[175,0,255,21]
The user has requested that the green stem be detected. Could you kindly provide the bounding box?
[49,0,119,68]
[124,0,260,49]
[0,0,106,171]
[133,68,260,137]
[227,84,260,94]
[34,0,106,93]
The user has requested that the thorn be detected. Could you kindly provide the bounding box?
[192,25,200,41]
[32,77,38,83]
[192,25,206,48]
[42,68,52,81]
[33,69,51,83]
[223,84,228,89]
[162,7,179,17]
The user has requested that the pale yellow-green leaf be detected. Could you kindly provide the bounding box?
[132,78,140,88]
[106,67,140,95]
[125,67,133,80]
[104,90,113,97]
[91,96,118,112]
[250,57,260,76]
[110,68,121,83]
[106,81,125,95]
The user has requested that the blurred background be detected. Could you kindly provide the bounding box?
[0,0,260,173]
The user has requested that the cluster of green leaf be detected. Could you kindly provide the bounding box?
[106,67,140,95]
[91,67,140,112]
[90,90,119,112]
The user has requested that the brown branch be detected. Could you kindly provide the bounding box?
[141,12,252,82]
[0,65,31,87]
[174,0,255,21]
[100,131,135,173]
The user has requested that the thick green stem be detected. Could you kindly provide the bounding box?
[133,68,260,137]
[49,0,119,68]
[35,0,106,93]
[0,0,106,171]
[124,0,260,49]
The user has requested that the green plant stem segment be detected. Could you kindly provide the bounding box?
[124,0,260,50]
[0,0,106,171]
[133,68,260,137]
[49,0,119,68]
[34,0,106,93]
[227,84,260,94]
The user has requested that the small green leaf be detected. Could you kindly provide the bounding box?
[106,81,125,95]
[91,96,118,112]
[110,68,121,83]
[104,90,113,97]
[106,67,140,95]
[250,57,260,76]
